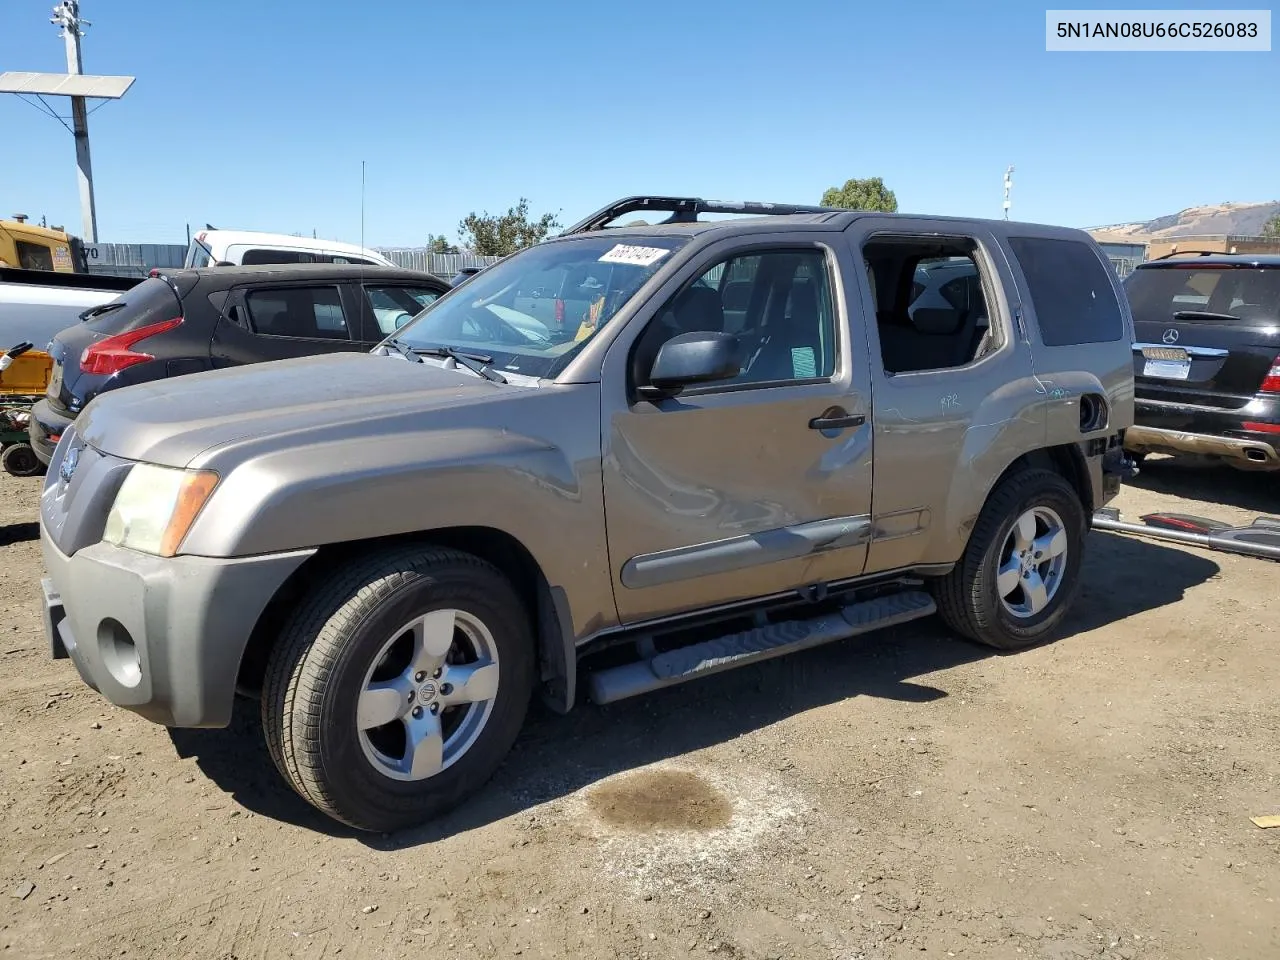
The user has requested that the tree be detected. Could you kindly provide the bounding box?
[426,233,458,254]
[820,177,898,213]
[1262,213,1280,238]
[458,198,561,257]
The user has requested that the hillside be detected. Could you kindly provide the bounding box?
[1090,201,1280,243]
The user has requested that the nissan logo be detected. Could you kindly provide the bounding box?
[1162,328,1179,344]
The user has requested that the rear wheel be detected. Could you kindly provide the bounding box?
[261,546,534,832]
[930,467,1086,650]
[2,442,44,477]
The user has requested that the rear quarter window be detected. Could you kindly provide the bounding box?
[82,276,187,335]
[1008,236,1125,346]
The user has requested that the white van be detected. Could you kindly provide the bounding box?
[183,229,396,269]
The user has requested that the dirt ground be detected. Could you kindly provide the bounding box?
[1,461,1277,960]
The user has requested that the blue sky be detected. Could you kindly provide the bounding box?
[1,1,1276,247]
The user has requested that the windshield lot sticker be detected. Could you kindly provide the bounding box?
[598,244,670,267]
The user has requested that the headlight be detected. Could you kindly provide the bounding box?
[103,464,219,557]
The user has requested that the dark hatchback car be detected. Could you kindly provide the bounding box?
[29,263,448,464]
[1123,253,1280,471]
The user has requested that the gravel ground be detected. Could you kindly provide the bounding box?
[1,461,1277,960]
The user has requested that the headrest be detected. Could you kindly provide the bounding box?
[789,279,818,320]
[672,284,724,333]
[911,307,964,336]
[721,280,752,311]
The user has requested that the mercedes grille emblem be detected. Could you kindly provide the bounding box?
[1162,328,1179,344]
[58,447,79,484]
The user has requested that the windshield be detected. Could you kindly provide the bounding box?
[390,235,688,378]
[1125,265,1280,326]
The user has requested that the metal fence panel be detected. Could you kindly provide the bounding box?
[80,241,188,278]
[78,242,504,280]
[376,250,501,276]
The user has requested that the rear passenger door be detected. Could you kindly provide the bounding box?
[209,282,368,368]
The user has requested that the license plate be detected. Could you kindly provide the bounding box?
[46,362,63,398]
[1141,346,1188,362]
[1143,358,1191,380]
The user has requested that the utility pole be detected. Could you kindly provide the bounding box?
[51,1,97,242]
[1,2,132,248]
[1002,165,1014,221]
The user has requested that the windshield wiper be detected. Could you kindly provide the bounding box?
[1173,310,1242,323]
[381,337,423,363]
[415,346,508,383]
[79,302,125,321]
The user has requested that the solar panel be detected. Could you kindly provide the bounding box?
[0,71,135,99]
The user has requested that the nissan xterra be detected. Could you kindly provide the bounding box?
[39,195,1136,831]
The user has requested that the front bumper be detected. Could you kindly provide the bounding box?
[28,399,73,466]
[41,529,314,728]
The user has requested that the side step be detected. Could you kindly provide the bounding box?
[585,590,936,705]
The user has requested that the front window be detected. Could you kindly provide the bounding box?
[15,240,55,271]
[391,235,689,378]
[365,284,442,335]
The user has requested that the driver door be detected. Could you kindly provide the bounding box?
[599,235,876,624]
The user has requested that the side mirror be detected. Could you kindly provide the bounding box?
[641,331,743,399]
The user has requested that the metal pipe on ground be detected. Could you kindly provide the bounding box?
[1091,516,1280,561]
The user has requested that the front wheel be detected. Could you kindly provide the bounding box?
[261,546,534,832]
[930,467,1086,650]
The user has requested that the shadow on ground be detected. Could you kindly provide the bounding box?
[0,521,39,547]
[168,531,1218,846]
[1129,458,1277,516]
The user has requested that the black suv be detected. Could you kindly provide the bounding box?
[29,263,448,465]
[1123,253,1280,471]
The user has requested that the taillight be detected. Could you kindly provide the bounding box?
[554,299,565,327]
[79,317,182,376]
[1261,357,1280,394]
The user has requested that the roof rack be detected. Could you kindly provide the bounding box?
[561,196,842,235]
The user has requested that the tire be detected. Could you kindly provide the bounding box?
[260,546,535,832]
[930,467,1086,650]
[2,443,44,477]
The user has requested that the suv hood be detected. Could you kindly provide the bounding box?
[74,352,519,467]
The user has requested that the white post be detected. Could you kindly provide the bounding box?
[1002,165,1014,221]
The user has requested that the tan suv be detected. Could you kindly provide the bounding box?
[38,195,1136,832]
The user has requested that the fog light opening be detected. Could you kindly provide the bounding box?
[98,618,141,688]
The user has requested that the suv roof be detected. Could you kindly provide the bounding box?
[151,263,443,288]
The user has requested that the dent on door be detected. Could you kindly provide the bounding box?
[605,393,874,622]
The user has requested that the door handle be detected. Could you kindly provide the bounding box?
[809,410,866,431]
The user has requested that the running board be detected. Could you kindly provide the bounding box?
[586,591,936,705]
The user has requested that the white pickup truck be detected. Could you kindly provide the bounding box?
[0,267,139,350]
